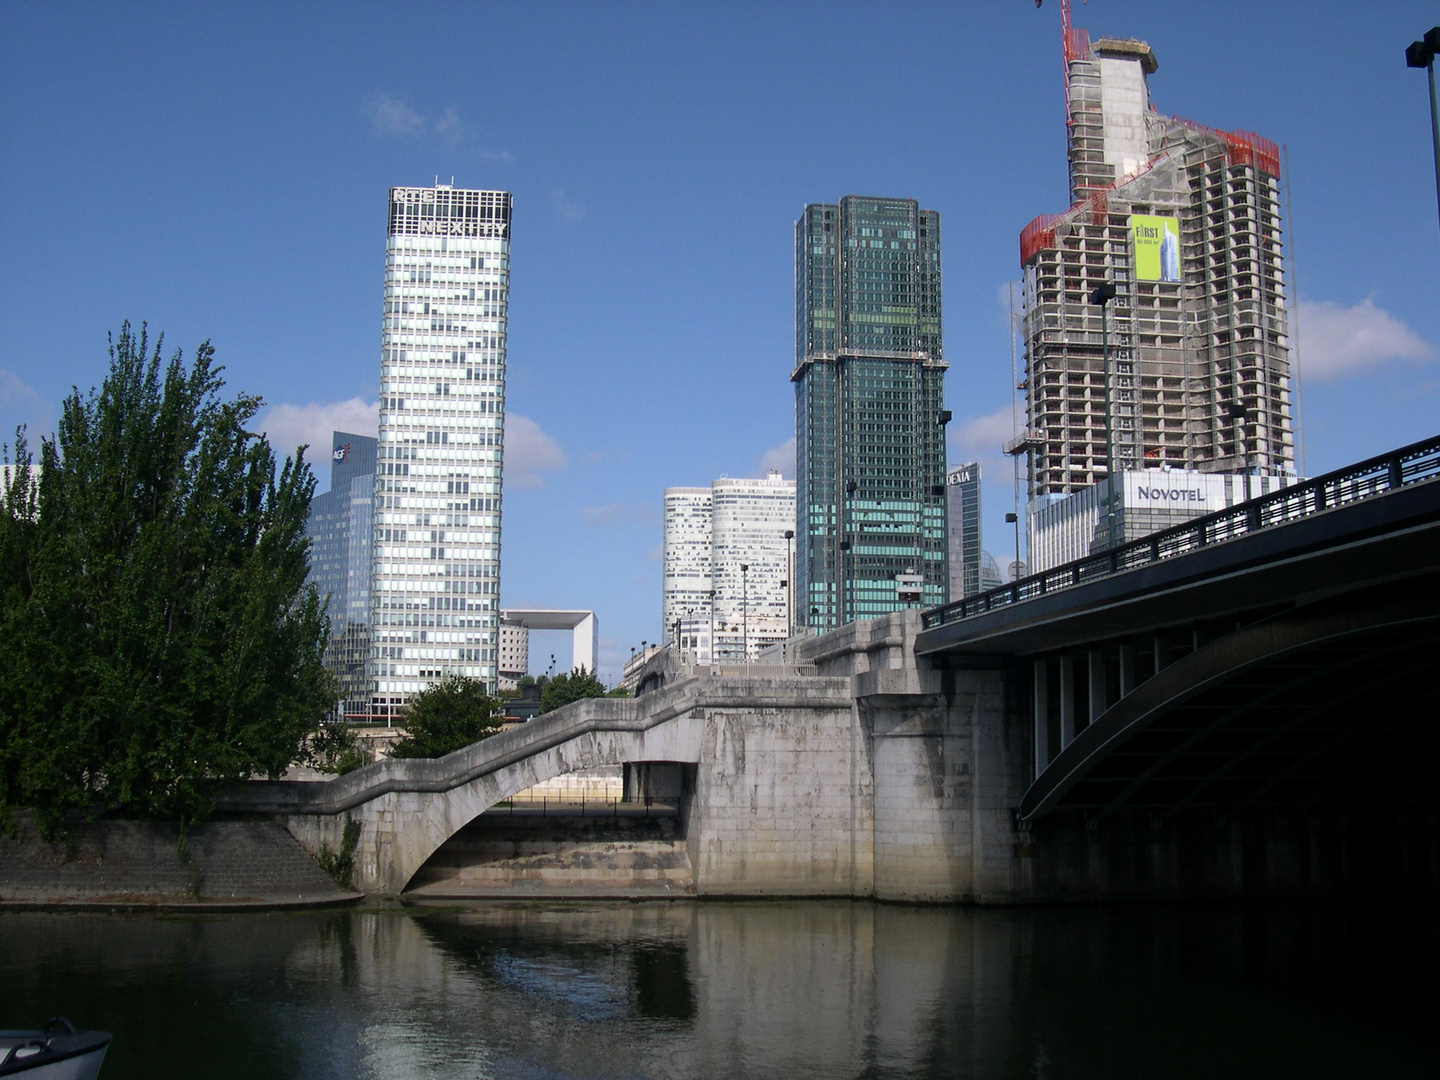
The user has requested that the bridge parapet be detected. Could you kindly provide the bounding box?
[924,433,1440,634]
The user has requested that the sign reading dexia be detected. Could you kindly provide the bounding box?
[1130,214,1181,283]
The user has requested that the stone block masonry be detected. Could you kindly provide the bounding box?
[221,610,1024,901]
[0,814,359,907]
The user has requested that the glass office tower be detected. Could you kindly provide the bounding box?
[945,461,982,600]
[306,432,376,720]
[794,196,949,630]
[372,184,510,718]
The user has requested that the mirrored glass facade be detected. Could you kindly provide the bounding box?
[946,461,982,600]
[371,184,511,718]
[794,197,949,630]
[306,432,376,720]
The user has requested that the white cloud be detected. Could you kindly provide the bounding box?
[0,368,49,437]
[579,502,655,527]
[757,436,795,478]
[365,93,427,136]
[259,398,378,471]
[550,189,586,223]
[433,106,465,146]
[1296,297,1436,382]
[951,406,1017,459]
[480,149,515,164]
[996,279,1024,332]
[645,541,664,562]
[503,413,567,489]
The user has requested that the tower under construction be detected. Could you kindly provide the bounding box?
[1017,9,1295,509]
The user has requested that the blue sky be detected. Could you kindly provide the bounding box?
[3,1,1438,681]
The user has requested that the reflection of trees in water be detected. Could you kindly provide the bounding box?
[0,911,359,1080]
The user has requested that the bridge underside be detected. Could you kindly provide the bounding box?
[1020,578,1440,822]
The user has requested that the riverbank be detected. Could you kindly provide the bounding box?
[0,813,361,910]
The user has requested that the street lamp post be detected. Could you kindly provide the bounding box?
[1407,28,1440,240]
[1089,282,1119,551]
[783,529,794,639]
[740,563,749,662]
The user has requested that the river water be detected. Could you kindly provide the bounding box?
[2,899,1437,1079]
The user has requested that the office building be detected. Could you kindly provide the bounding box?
[371,183,511,718]
[661,486,714,660]
[1017,21,1295,511]
[662,471,796,661]
[794,196,949,631]
[306,432,376,720]
[498,620,529,691]
[946,462,982,600]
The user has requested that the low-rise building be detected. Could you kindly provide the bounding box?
[1029,468,1300,572]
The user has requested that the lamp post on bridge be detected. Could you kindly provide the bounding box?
[783,529,795,640]
[740,563,749,662]
[1406,27,1440,243]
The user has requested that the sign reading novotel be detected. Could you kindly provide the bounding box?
[1130,214,1181,283]
[1123,470,1229,513]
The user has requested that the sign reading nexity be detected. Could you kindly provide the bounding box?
[1130,215,1181,282]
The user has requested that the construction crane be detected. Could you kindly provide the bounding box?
[1036,0,1088,127]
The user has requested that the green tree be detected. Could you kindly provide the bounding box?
[0,323,334,834]
[388,677,505,758]
[540,666,609,714]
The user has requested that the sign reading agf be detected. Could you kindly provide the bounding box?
[1130,215,1181,282]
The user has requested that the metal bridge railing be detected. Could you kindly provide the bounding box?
[923,434,1440,632]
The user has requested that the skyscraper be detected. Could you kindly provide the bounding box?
[662,472,796,661]
[1018,23,1294,511]
[661,485,713,657]
[371,183,511,718]
[306,432,376,720]
[945,462,982,600]
[794,197,949,631]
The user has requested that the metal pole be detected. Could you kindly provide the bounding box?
[1430,58,1440,237]
[740,563,749,661]
[784,529,794,639]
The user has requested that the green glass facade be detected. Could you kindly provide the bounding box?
[793,196,949,630]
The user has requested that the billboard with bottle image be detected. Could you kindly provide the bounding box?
[1130,215,1181,282]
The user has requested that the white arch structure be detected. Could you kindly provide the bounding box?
[502,608,597,674]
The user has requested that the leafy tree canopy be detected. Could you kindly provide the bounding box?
[388,677,505,758]
[540,666,609,714]
[0,323,334,834]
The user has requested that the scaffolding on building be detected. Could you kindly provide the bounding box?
[1018,10,1295,508]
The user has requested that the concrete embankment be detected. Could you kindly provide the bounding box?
[0,813,361,909]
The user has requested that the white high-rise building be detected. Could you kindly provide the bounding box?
[371,184,511,720]
[662,471,796,662]
[662,486,714,657]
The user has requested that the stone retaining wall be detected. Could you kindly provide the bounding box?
[0,814,359,906]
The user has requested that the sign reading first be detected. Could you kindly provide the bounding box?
[1130,214,1181,283]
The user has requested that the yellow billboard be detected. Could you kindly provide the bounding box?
[1130,215,1181,282]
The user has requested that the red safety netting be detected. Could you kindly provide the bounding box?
[1020,215,1058,266]
[1171,115,1281,177]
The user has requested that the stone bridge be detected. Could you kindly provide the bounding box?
[220,616,1018,900]
[221,436,1440,903]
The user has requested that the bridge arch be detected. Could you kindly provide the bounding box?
[1019,575,1440,821]
[376,722,702,893]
